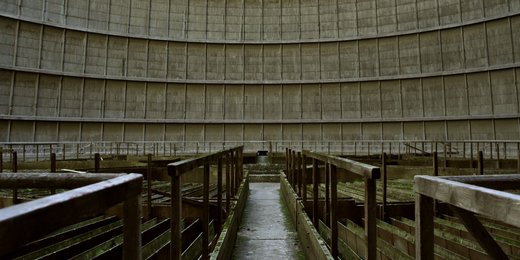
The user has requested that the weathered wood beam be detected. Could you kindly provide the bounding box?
[330,164,338,259]
[364,177,377,260]
[450,206,509,260]
[415,193,434,260]
[0,172,126,189]
[167,146,243,176]
[0,174,142,257]
[414,175,520,228]
[303,151,380,180]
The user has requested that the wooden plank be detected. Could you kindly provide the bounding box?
[0,174,142,256]
[364,177,377,260]
[450,206,509,259]
[167,146,243,176]
[302,154,307,205]
[382,153,387,221]
[313,158,319,229]
[0,173,125,189]
[478,151,484,175]
[225,153,230,215]
[415,193,434,260]
[202,163,210,260]
[303,151,380,180]
[297,152,302,197]
[123,195,142,260]
[217,157,223,233]
[414,175,520,228]
[147,154,152,219]
[325,163,330,226]
[170,173,182,260]
[330,164,338,258]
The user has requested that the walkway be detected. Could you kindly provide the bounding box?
[232,183,304,259]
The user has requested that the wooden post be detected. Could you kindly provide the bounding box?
[415,194,434,260]
[292,150,296,189]
[478,151,484,175]
[217,157,223,233]
[123,195,142,260]
[365,177,377,260]
[51,153,56,173]
[302,154,307,205]
[12,151,18,204]
[325,163,330,226]
[22,144,26,162]
[433,152,438,177]
[285,148,289,177]
[226,153,231,215]
[330,164,338,259]
[147,154,152,219]
[50,153,57,194]
[382,153,387,221]
[94,153,100,173]
[233,150,240,195]
[470,142,474,168]
[312,158,319,229]
[239,148,243,182]
[517,149,520,173]
[443,142,447,169]
[230,151,235,198]
[287,149,291,184]
[496,143,500,169]
[170,168,182,260]
[432,152,438,216]
[297,152,302,197]
[0,147,3,172]
[202,163,210,260]
[62,144,66,160]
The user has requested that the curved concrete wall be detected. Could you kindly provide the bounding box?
[0,0,519,142]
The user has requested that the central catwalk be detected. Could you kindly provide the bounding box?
[232,183,305,259]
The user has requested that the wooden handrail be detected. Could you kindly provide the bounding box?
[167,146,244,260]
[288,148,380,260]
[0,173,143,259]
[414,174,520,259]
[303,150,380,180]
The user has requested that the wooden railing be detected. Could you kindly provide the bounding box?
[0,172,143,259]
[167,146,244,260]
[414,174,520,260]
[286,148,381,260]
[2,140,520,163]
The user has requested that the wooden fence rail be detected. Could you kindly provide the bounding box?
[167,146,243,260]
[286,148,380,260]
[414,174,520,260]
[0,172,143,260]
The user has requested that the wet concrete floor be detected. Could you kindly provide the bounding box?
[232,183,305,260]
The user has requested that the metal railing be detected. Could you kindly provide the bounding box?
[167,146,244,260]
[1,140,520,163]
[286,148,381,260]
[414,174,520,260]
[0,172,143,259]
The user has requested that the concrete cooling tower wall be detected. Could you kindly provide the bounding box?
[0,0,519,143]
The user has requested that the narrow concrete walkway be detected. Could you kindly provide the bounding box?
[232,183,305,259]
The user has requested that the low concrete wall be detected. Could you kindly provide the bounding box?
[210,175,249,260]
[279,174,333,260]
